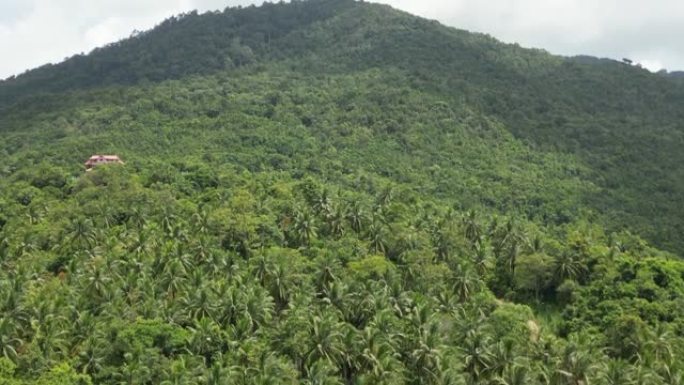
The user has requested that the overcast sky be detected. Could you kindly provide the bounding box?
[1,0,683,80]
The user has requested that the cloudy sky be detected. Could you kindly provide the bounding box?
[1,0,683,79]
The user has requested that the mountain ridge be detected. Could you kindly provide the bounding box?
[2,0,674,108]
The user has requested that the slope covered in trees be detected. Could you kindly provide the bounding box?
[2,0,683,253]
[0,0,684,384]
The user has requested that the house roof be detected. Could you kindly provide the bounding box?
[88,155,121,160]
[84,155,124,167]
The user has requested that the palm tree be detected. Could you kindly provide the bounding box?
[66,218,97,251]
[472,243,491,278]
[126,228,156,258]
[182,286,218,322]
[293,209,318,246]
[305,314,344,370]
[553,253,586,284]
[0,318,22,362]
[657,364,682,385]
[643,323,674,366]
[322,281,350,318]
[161,357,193,385]
[14,233,37,259]
[0,281,29,335]
[34,314,68,366]
[314,255,341,293]
[252,255,273,286]
[205,362,239,385]
[127,206,148,231]
[409,321,446,384]
[246,352,298,385]
[159,206,178,237]
[493,362,531,385]
[0,233,9,260]
[358,327,399,383]
[160,259,188,298]
[600,359,636,385]
[313,188,334,219]
[267,263,294,311]
[376,185,394,208]
[84,262,113,304]
[114,352,152,385]
[304,361,343,385]
[463,210,482,246]
[492,220,526,263]
[326,202,346,238]
[77,336,107,376]
[191,236,214,264]
[450,264,481,303]
[346,201,367,234]
[24,203,45,225]
[188,317,222,364]
[338,325,361,383]
[461,329,493,384]
[434,289,458,314]
[433,225,455,263]
[554,334,599,385]
[243,285,274,332]
[367,221,388,255]
[97,201,116,229]
[488,339,515,378]
[191,209,212,236]
[68,309,97,347]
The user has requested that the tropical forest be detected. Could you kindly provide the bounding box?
[0,0,684,384]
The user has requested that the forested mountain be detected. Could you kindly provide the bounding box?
[1,0,683,384]
[3,0,683,253]
[665,71,684,84]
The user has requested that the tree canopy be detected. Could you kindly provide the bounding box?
[0,0,683,384]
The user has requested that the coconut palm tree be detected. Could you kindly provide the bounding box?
[304,361,343,385]
[66,218,97,251]
[600,359,636,385]
[188,317,222,364]
[77,336,107,376]
[0,318,22,362]
[367,221,388,255]
[182,286,218,322]
[553,253,586,284]
[305,314,344,370]
[461,329,493,384]
[161,259,188,298]
[346,201,367,234]
[326,202,346,238]
[243,285,274,332]
[293,209,318,246]
[644,323,674,366]
[554,334,600,385]
[450,264,481,303]
[463,210,482,246]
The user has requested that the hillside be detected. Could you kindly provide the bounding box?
[2,0,683,253]
[1,0,684,384]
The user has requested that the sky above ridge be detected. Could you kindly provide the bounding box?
[1,0,683,79]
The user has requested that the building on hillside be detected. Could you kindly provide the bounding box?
[85,155,124,170]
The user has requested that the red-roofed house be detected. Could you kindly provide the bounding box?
[85,155,124,170]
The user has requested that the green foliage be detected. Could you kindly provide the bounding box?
[0,359,92,385]
[0,0,683,383]
[347,254,393,278]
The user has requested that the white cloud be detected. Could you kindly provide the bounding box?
[1,0,683,79]
[0,0,248,79]
[375,0,684,72]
